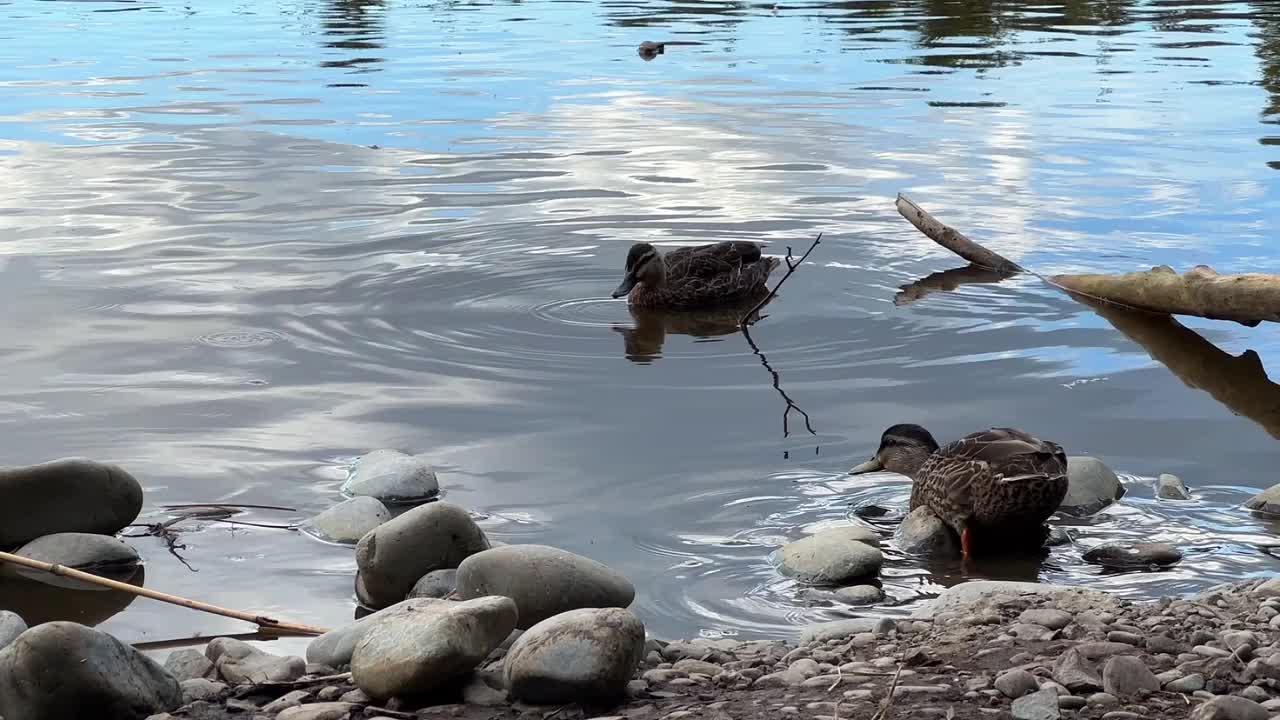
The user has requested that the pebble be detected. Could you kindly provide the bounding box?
[355,501,490,608]
[0,458,143,547]
[1107,631,1143,646]
[1020,609,1073,631]
[276,703,360,720]
[1102,656,1160,697]
[834,584,885,606]
[1148,634,1182,654]
[1157,473,1192,500]
[1058,696,1087,710]
[1190,695,1268,720]
[351,595,517,698]
[207,637,305,684]
[300,496,390,544]
[262,690,312,713]
[505,607,646,704]
[995,668,1041,699]
[1196,645,1232,658]
[1082,542,1183,568]
[799,618,895,644]
[1168,673,1207,693]
[1060,456,1125,516]
[1089,692,1121,708]
[777,528,883,584]
[1054,647,1103,693]
[0,621,180,719]
[341,448,440,505]
[179,678,227,703]
[673,659,721,676]
[1011,687,1060,720]
[456,544,635,629]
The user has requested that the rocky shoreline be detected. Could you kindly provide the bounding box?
[0,448,1277,720]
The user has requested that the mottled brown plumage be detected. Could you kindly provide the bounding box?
[611,241,780,310]
[850,424,1068,554]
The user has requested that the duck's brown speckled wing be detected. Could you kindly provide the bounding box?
[911,428,1068,536]
[645,242,778,310]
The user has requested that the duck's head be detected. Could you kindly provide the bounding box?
[849,423,940,477]
[612,243,666,299]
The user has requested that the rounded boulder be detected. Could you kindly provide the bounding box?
[455,544,635,629]
[778,527,883,584]
[355,502,489,608]
[342,449,440,505]
[351,595,518,699]
[301,496,391,545]
[0,621,181,719]
[0,458,142,547]
[504,607,646,705]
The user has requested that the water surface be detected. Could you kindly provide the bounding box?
[3,0,1280,652]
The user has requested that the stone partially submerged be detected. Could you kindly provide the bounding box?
[1059,456,1124,516]
[342,449,440,505]
[300,496,391,545]
[777,526,883,585]
[0,458,143,547]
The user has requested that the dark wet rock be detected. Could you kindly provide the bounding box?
[894,507,959,555]
[0,458,143,547]
[505,607,646,705]
[1083,542,1182,568]
[456,544,634,629]
[1157,473,1191,500]
[1190,695,1268,720]
[1054,648,1103,693]
[1059,456,1124,516]
[0,621,181,720]
[778,528,882,584]
[0,612,25,652]
[799,617,894,643]
[407,568,458,599]
[163,648,213,682]
[4,532,140,583]
[179,678,227,703]
[355,501,489,608]
[638,40,665,60]
[309,597,460,667]
[995,668,1040,699]
[341,449,439,505]
[1011,687,1060,720]
[276,703,360,720]
[834,584,884,606]
[206,637,305,684]
[300,496,390,545]
[1102,655,1159,697]
[351,595,517,699]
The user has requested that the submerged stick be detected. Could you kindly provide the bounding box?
[895,194,1021,274]
[0,549,327,636]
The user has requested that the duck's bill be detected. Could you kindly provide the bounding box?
[848,457,883,475]
[611,274,637,299]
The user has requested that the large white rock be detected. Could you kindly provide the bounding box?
[0,458,143,547]
[0,621,181,720]
[355,502,489,608]
[342,449,439,505]
[351,595,517,699]
[456,545,634,629]
[505,607,646,704]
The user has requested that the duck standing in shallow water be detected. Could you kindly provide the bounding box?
[849,424,1068,558]
[611,241,780,311]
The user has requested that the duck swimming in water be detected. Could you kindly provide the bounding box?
[611,241,779,311]
[849,424,1068,558]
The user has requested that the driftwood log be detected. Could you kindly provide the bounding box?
[896,193,1280,327]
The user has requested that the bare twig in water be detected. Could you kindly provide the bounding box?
[0,549,328,636]
[740,328,816,439]
[739,233,823,329]
[160,503,297,512]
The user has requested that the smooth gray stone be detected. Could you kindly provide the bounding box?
[505,607,646,705]
[0,613,25,652]
[0,621,181,720]
[355,502,489,608]
[778,528,882,584]
[341,449,439,505]
[1059,456,1124,516]
[300,496,390,545]
[206,637,304,685]
[4,533,140,583]
[407,569,457,599]
[0,458,143,548]
[307,597,456,668]
[895,507,959,555]
[1157,473,1191,500]
[455,544,634,629]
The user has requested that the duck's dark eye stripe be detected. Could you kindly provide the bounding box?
[632,250,657,271]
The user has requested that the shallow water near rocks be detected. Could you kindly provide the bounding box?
[2,0,1280,656]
